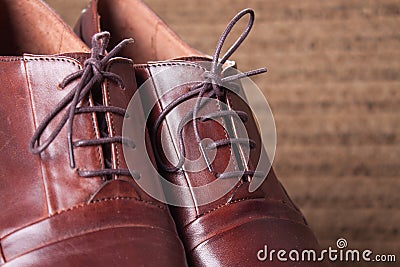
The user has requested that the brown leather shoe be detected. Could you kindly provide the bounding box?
[0,0,187,266]
[77,1,325,266]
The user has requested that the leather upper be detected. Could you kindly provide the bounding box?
[76,1,326,266]
[0,1,187,266]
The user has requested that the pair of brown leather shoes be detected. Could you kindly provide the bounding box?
[0,0,323,266]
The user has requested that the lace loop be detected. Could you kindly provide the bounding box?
[214,9,255,69]
[29,32,136,179]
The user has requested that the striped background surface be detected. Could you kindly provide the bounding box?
[46,0,400,266]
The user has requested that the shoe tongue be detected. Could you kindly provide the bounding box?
[88,58,143,201]
[74,0,101,48]
[171,56,213,62]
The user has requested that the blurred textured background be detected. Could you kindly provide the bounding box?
[45,0,399,266]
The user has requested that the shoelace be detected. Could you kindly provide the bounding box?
[29,32,139,179]
[152,9,266,181]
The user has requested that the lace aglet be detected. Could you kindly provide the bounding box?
[259,67,268,74]
[68,135,76,168]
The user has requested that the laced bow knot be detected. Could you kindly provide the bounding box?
[59,33,130,91]
[84,58,102,75]
[203,70,224,96]
[30,32,136,179]
[152,9,267,182]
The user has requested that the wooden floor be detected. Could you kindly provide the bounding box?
[46,0,400,266]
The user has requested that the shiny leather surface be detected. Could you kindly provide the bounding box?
[0,0,187,266]
[136,62,324,266]
[77,0,326,266]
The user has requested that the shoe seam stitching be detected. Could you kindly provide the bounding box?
[1,197,167,241]
[105,62,120,174]
[54,196,167,216]
[197,196,262,217]
[197,196,302,218]
[134,61,207,71]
